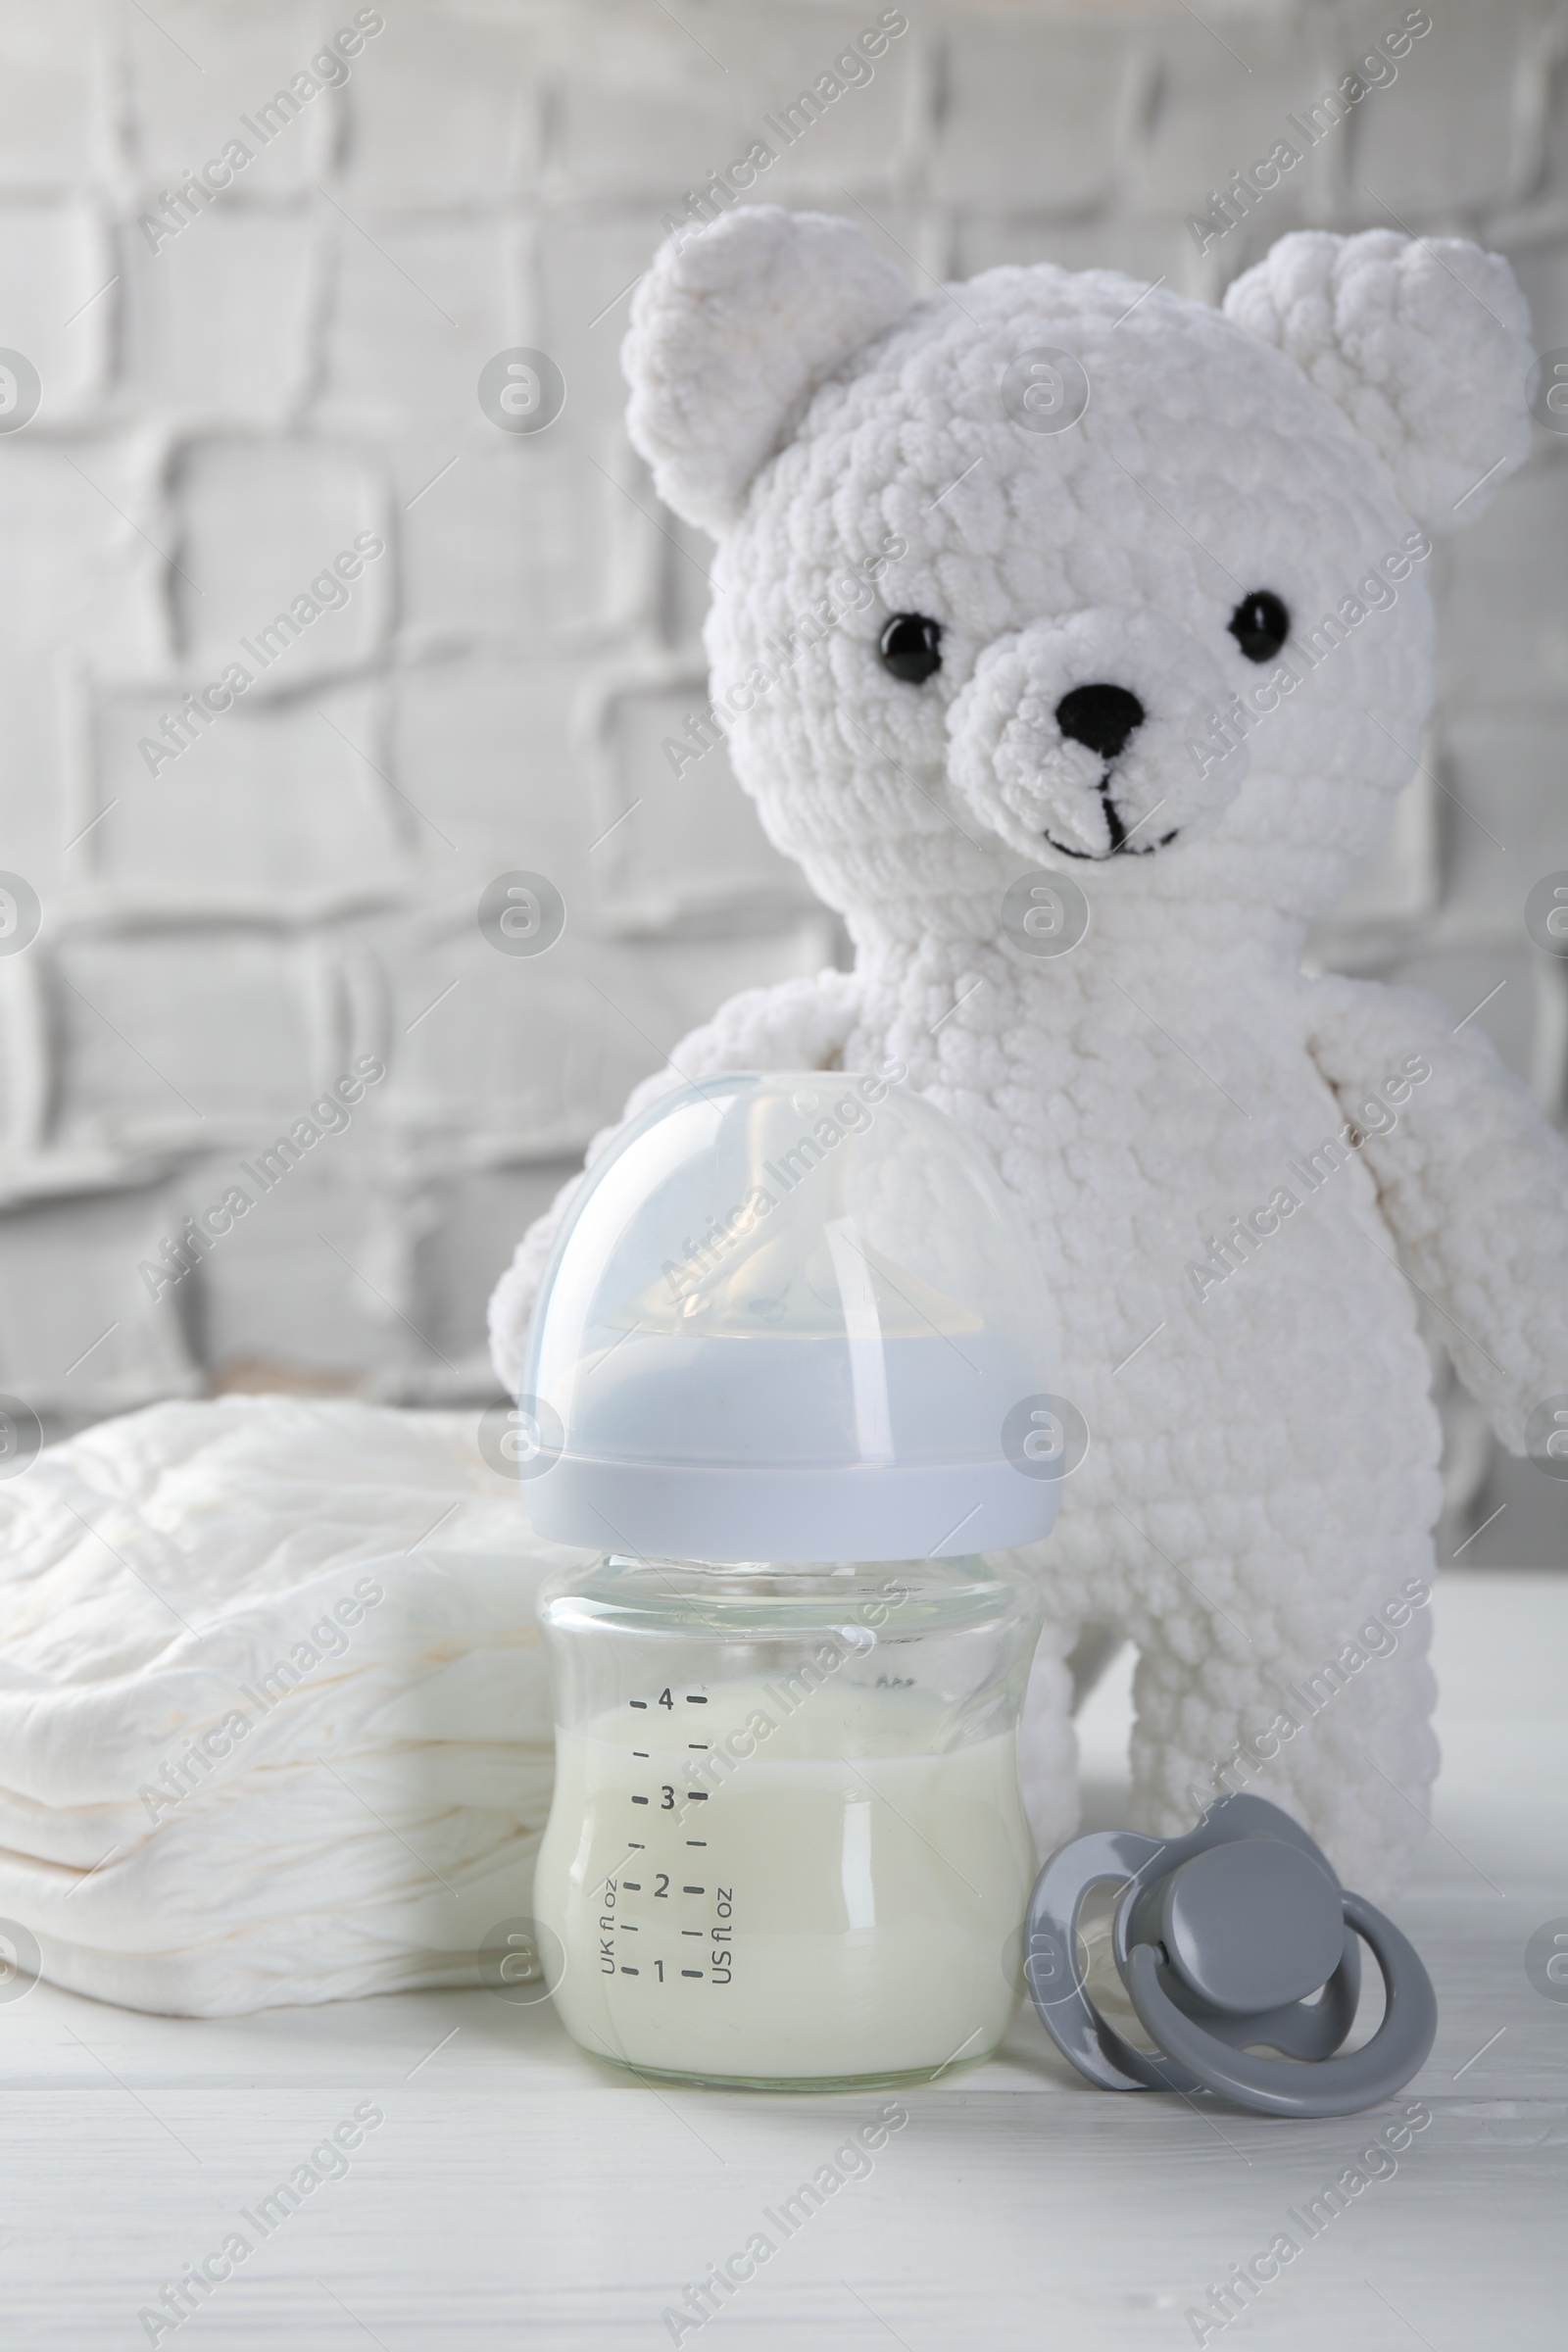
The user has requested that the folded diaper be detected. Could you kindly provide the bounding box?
[0,1396,581,2016]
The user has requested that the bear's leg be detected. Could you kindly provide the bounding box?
[1016,1616,1082,1859]
[1125,1532,1439,1900]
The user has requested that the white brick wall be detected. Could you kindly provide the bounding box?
[1,0,1564,1562]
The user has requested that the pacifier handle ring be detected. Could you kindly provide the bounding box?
[1022,1830,1205,2095]
[1123,1888,1438,2119]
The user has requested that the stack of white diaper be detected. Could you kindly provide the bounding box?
[0,1396,577,2016]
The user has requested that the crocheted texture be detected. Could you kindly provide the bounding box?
[1222,228,1533,532]
[491,209,1565,1895]
[622,206,914,539]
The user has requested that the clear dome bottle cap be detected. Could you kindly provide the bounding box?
[517,1070,1060,1562]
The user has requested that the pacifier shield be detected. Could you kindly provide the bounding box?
[1156,1838,1344,2015]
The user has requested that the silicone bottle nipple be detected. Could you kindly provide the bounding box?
[627,1087,981,1342]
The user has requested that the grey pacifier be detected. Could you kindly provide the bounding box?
[1024,1794,1437,2117]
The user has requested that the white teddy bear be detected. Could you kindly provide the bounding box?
[491,207,1568,1894]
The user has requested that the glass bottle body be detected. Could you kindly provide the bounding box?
[533,1552,1042,2089]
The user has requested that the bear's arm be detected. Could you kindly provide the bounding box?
[1304,972,1568,1452]
[486,966,863,1392]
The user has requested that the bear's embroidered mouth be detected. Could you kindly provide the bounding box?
[1043,830,1179,859]
[1042,774,1180,860]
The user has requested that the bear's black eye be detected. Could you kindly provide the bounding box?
[879,612,944,684]
[1228,589,1291,663]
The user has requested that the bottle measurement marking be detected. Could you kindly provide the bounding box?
[612,1697,729,1997]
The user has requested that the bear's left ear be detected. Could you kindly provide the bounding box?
[1223,228,1533,531]
[622,205,914,539]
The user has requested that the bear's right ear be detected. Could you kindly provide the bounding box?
[1223,229,1533,531]
[621,205,914,539]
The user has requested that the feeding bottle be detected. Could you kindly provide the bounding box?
[520,1068,1060,2088]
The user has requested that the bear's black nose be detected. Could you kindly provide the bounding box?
[1054,683,1146,761]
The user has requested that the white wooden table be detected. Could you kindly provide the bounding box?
[5,1571,1564,2350]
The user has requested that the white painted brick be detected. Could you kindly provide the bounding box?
[1530,952,1568,1118]
[50,930,318,1148]
[125,1,331,197]
[342,4,542,201]
[1435,456,1568,706]
[169,436,387,677]
[586,674,816,926]
[952,213,1205,298]
[87,681,404,906]
[320,213,521,427]
[1123,14,1339,220]
[389,662,591,874]
[724,11,924,200]
[0,1181,198,1416]
[120,210,318,420]
[384,928,656,1152]
[179,1145,419,1381]
[1382,943,1538,1082]
[0,669,73,906]
[1506,237,1568,353]
[536,213,664,441]
[0,953,49,1154]
[394,442,616,648]
[0,201,112,416]
[544,12,740,205]
[0,444,153,667]
[0,25,98,190]
[1440,711,1568,935]
[1343,0,1535,218]
[407,1156,580,1367]
[1196,202,1315,307]
[655,492,720,654]
[384,917,838,1152]
[1545,57,1568,205]
[930,19,1135,211]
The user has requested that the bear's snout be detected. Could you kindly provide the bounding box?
[948,609,1247,866]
